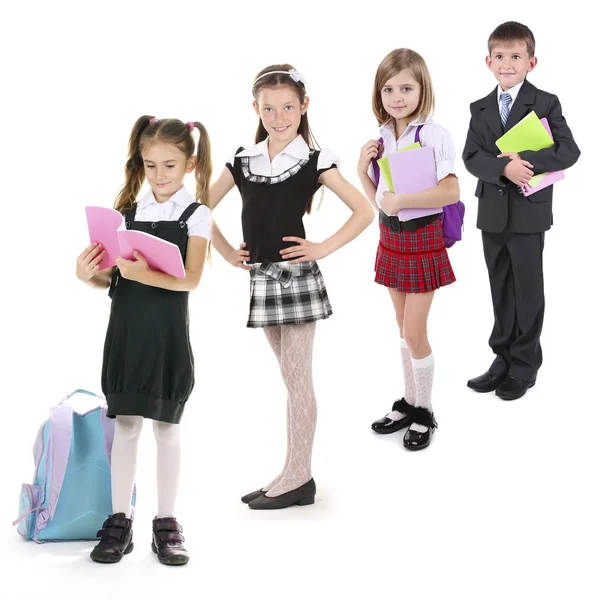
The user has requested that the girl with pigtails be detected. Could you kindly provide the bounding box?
[76,116,212,566]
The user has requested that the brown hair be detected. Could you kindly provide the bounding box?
[372,49,435,126]
[114,116,212,215]
[488,21,536,58]
[252,64,322,213]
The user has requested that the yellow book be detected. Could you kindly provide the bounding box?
[377,142,421,192]
[495,110,554,153]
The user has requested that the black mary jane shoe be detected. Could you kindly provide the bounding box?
[495,376,535,401]
[90,513,134,564]
[248,479,316,510]
[403,407,438,451]
[241,489,265,504]
[466,370,508,393]
[371,398,414,434]
[152,517,190,566]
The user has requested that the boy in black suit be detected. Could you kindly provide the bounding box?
[463,21,580,400]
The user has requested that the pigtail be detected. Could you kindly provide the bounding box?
[114,115,154,214]
[193,121,212,207]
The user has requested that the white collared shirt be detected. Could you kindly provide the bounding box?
[497,80,524,112]
[227,134,339,176]
[136,186,212,240]
[368,116,457,209]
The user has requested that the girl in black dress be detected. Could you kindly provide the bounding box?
[210,65,374,509]
[76,117,212,565]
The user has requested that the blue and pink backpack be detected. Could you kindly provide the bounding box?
[13,389,135,542]
[372,124,465,248]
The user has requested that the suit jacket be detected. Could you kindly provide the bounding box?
[462,80,580,233]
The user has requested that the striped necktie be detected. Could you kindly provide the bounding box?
[500,92,512,127]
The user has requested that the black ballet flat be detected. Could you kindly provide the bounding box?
[241,489,265,504]
[152,517,189,566]
[371,398,414,434]
[248,479,316,510]
[90,513,134,564]
[403,407,438,451]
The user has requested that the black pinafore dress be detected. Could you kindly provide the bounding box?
[101,202,201,424]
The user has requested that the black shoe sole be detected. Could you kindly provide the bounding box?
[249,495,315,510]
[90,541,134,564]
[151,541,189,566]
[403,439,431,451]
[496,381,536,401]
[466,381,505,393]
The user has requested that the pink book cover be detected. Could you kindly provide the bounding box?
[521,118,565,197]
[85,206,186,279]
[388,146,442,221]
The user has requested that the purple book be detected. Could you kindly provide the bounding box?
[388,146,441,221]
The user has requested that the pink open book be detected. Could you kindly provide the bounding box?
[521,118,565,197]
[85,206,186,279]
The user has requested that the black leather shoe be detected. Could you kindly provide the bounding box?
[403,407,437,451]
[495,376,535,401]
[371,398,414,434]
[90,513,134,563]
[248,479,316,510]
[467,370,508,393]
[241,489,265,504]
[152,517,189,566]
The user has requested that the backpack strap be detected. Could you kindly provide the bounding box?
[371,125,425,187]
[46,403,74,520]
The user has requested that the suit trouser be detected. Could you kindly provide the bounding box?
[482,230,545,382]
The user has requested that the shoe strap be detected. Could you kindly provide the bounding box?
[96,526,130,542]
[103,515,132,530]
[155,530,185,545]
[153,518,183,533]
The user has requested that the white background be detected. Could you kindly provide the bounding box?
[1,1,596,598]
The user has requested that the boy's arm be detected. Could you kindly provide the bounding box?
[518,95,581,172]
[462,108,511,185]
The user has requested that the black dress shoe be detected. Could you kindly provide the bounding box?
[371,398,414,434]
[152,517,189,566]
[241,489,265,504]
[495,376,535,401]
[467,370,508,393]
[403,407,437,451]
[248,479,316,510]
[90,513,134,563]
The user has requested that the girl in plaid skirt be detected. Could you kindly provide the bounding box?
[358,49,460,450]
[210,64,374,509]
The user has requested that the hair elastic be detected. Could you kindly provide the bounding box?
[186,121,195,131]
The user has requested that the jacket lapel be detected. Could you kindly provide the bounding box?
[504,79,537,131]
[482,87,503,140]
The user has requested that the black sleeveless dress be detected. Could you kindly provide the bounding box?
[101,202,201,424]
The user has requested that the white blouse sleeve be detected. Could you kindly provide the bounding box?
[186,204,212,240]
[317,148,340,170]
[421,124,457,181]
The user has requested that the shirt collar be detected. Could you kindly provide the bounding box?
[137,186,194,208]
[379,115,435,139]
[236,134,310,161]
[497,80,524,105]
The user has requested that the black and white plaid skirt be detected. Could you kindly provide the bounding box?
[247,260,333,328]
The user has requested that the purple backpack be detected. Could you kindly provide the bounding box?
[372,124,465,248]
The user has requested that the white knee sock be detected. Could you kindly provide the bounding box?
[388,339,416,421]
[410,353,435,433]
[153,420,181,518]
[111,416,144,517]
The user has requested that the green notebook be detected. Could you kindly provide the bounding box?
[377,142,421,192]
[495,110,554,153]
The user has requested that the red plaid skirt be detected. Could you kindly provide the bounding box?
[374,218,456,293]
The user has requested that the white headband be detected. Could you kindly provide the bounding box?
[252,69,306,88]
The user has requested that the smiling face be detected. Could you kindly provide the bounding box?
[141,142,196,202]
[486,41,537,90]
[380,70,421,123]
[253,85,309,145]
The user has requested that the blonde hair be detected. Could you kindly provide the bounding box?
[372,49,435,126]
